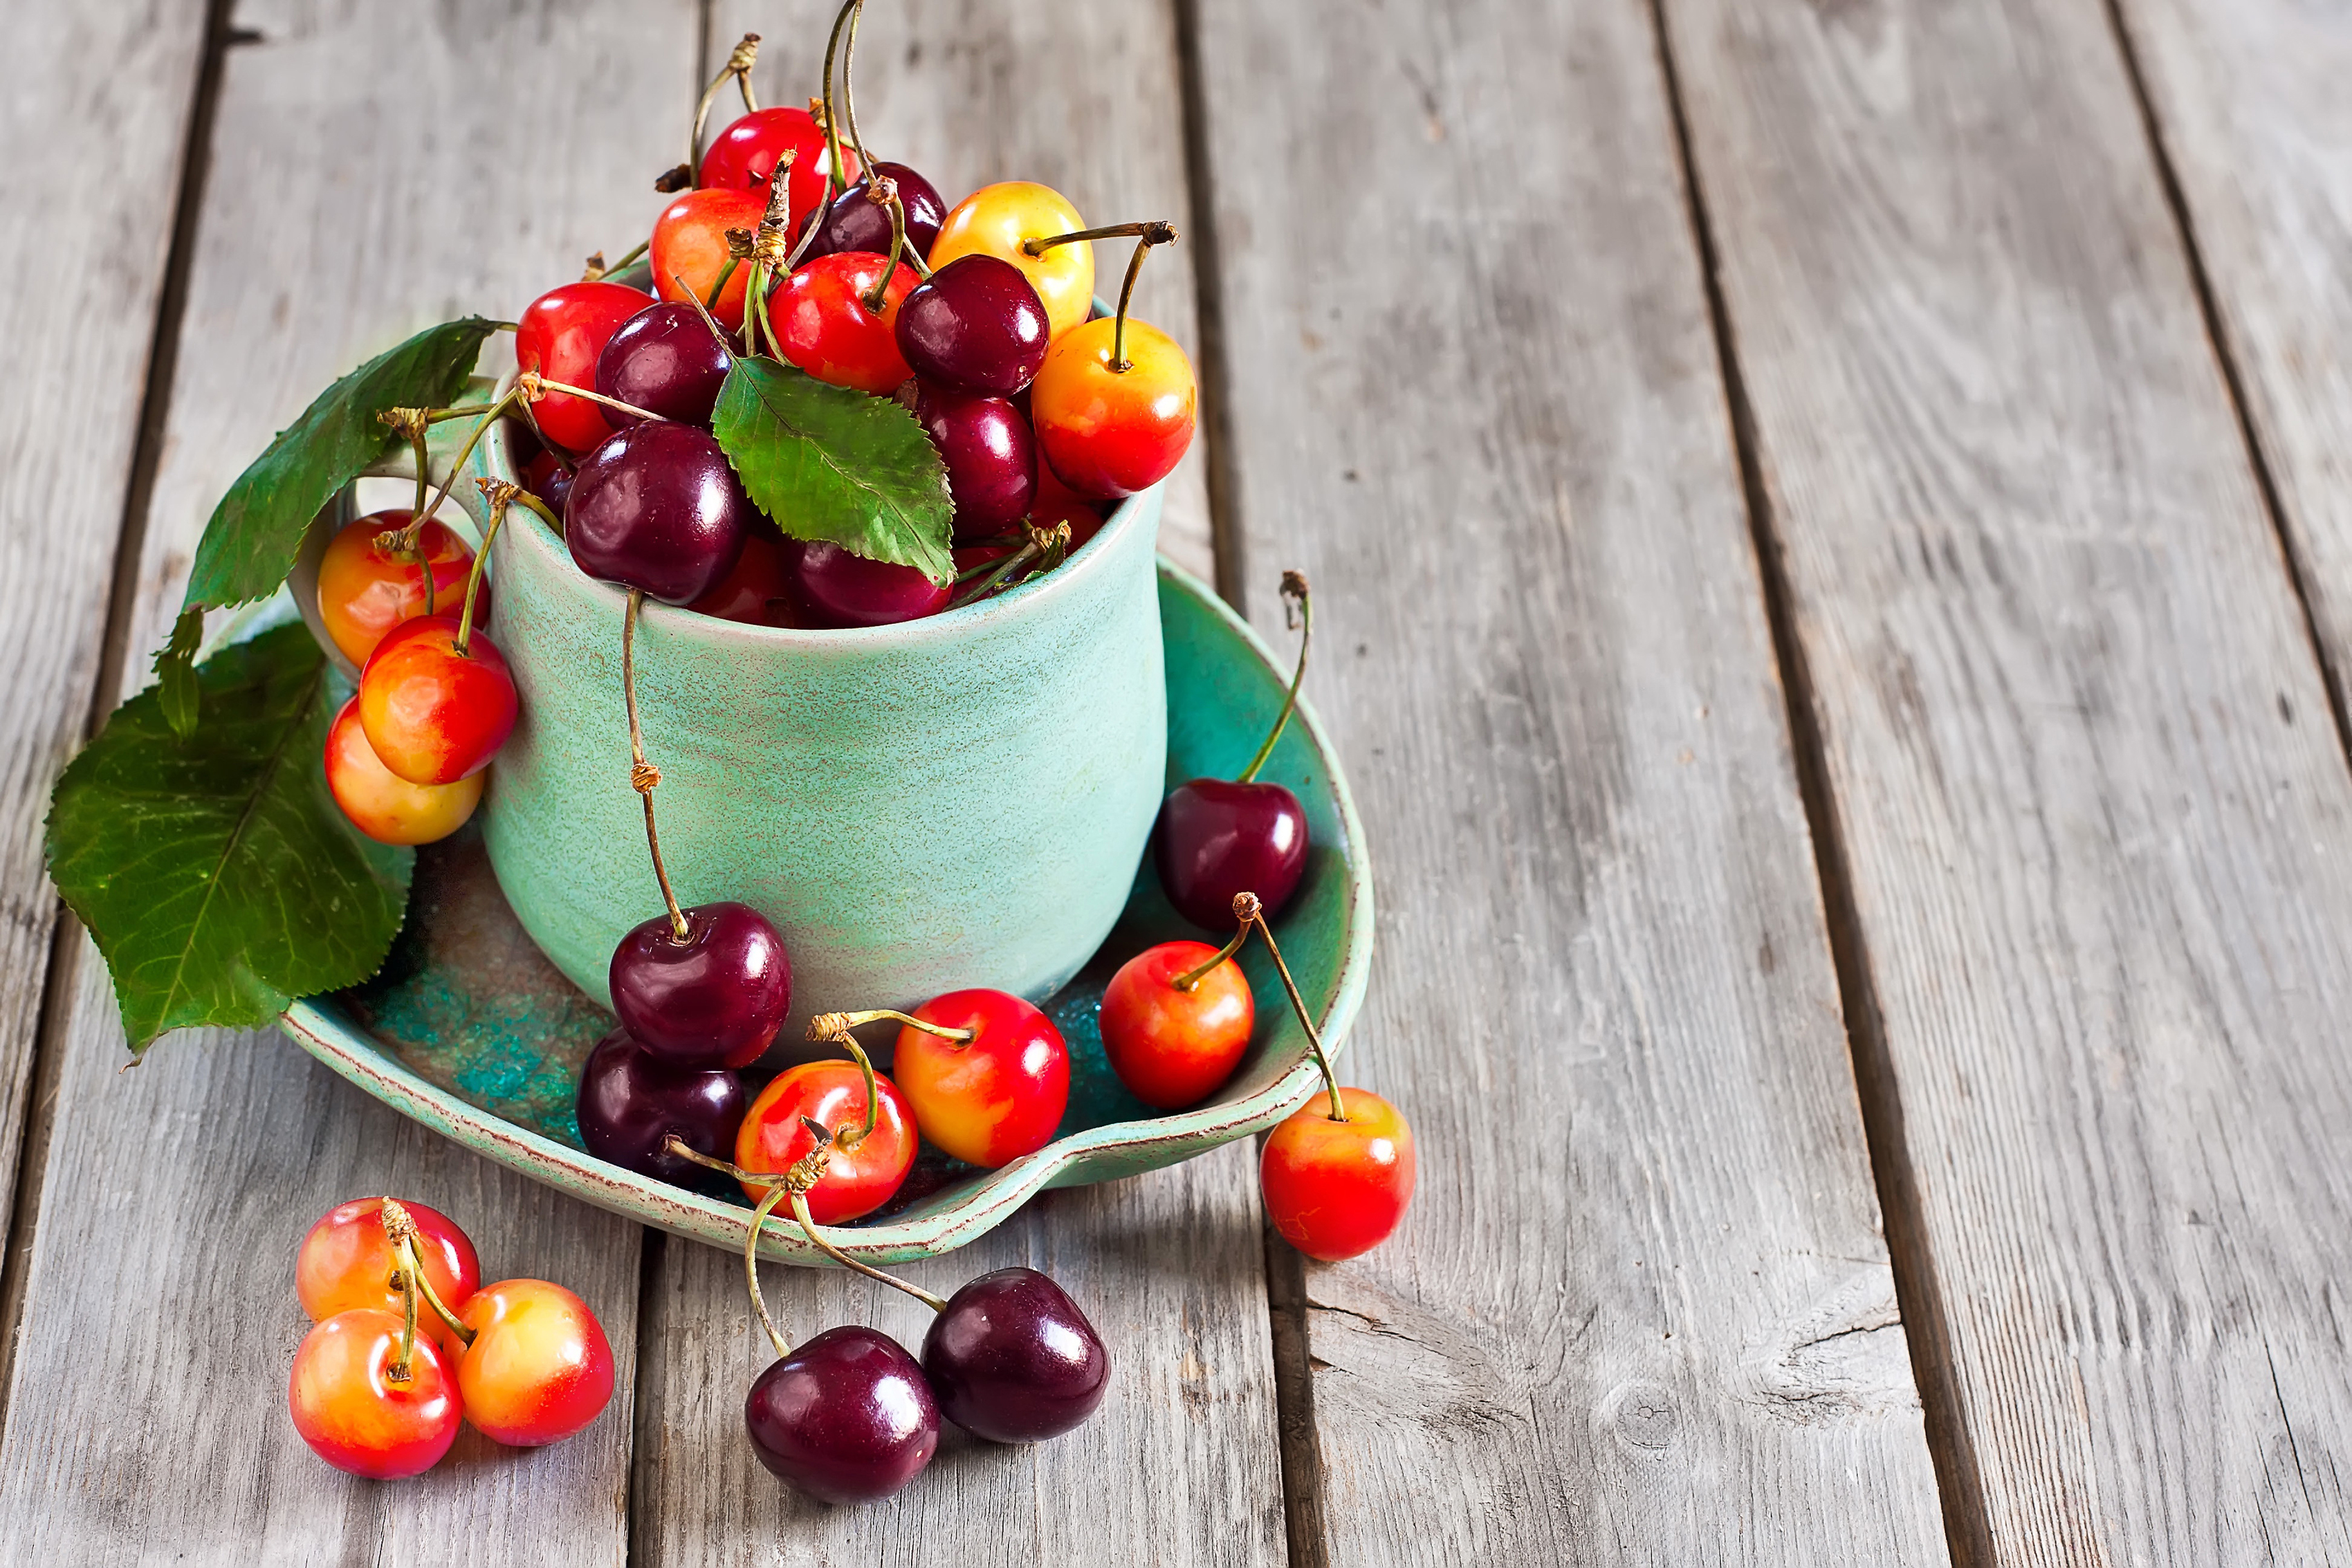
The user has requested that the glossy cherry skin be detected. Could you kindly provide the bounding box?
[892,989,1069,1168]
[1262,1087,1415,1262]
[576,1028,747,1186]
[567,421,750,605]
[768,252,918,395]
[687,528,805,625]
[922,1267,1109,1443]
[517,280,652,452]
[325,697,483,846]
[745,1325,937,1504]
[809,163,946,261]
[290,1310,461,1478]
[698,107,846,234]
[608,901,791,1070]
[315,510,474,666]
[296,1197,481,1360]
[1155,777,1309,930]
[1099,941,1255,1109]
[894,254,1051,396]
[651,186,768,331]
[456,1279,616,1446]
[736,1061,917,1222]
[915,382,1036,539]
[356,615,517,786]
[928,182,1093,341]
[521,448,575,513]
[787,538,950,627]
[1031,316,1197,499]
[596,301,732,428]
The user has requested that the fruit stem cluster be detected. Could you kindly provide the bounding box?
[378,1198,476,1378]
[621,589,692,943]
[1238,571,1312,783]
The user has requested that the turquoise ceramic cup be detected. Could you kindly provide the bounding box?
[467,421,1167,1042]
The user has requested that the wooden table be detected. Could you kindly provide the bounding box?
[4,0,2349,1561]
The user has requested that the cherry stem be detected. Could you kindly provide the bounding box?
[820,0,857,192]
[511,486,564,538]
[837,0,918,299]
[861,176,908,314]
[706,254,741,316]
[398,387,523,573]
[518,371,663,427]
[600,237,651,278]
[672,269,737,363]
[378,1201,478,1350]
[688,33,763,180]
[802,1020,904,1147]
[1112,224,1175,371]
[809,1009,975,1045]
[744,1178,795,1359]
[623,589,692,943]
[1020,220,1173,257]
[787,1188,947,1311]
[423,403,499,425]
[1237,571,1312,782]
[950,521,1069,607]
[1173,921,1249,993]
[1234,892,1348,1121]
[452,481,511,656]
[376,1198,433,1381]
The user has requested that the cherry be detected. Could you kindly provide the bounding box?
[325,695,484,846]
[315,510,473,666]
[517,279,654,452]
[608,900,791,1070]
[454,1279,616,1446]
[843,993,1067,1170]
[894,255,1051,396]
[1156,573,1314,928]
[1031,313,1195,499]
[651,186,769,332]
[520,447,576,514]
[915,382,1036,539]
[744,1325,938,1504]
[928,182,1094,341]
[296,1197,480,1360]
[567,421,751,605]
[1099,939,1255,1109]
[809,163,946,262]
[1262,1086,1416,1262]
[289,1309,461,1479]
[767,252,917,395]
[787,537,950,627]
[686,527,805,625]
[1029,460,1105,547]
[735,1059,916,1223]
[922,1267,1109,1443]
[356,614,517,786]
[576,1027,747,1186]
[699,106,846,234]
[596,301,732,429]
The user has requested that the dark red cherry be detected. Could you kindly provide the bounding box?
[575,1029,746,1186]
[594,302,732,430]
[921,1267,1108,1444]
[915,382,1036,540]
[1154,778,1308,930]
[744,1325,939,1504]
[608,901,791,1069]
[521,448,575,515]
[567,422,749,605]
[894,255,1050,397]
[808,163,947,262]
[787,538,951,628]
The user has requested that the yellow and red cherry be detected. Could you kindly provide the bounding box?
[698,106,846,235]
[315,510,474,667]
[1031,315,1195,499]
[1261,1087,1416,1262]
[735,1060,916,1222]
[915,382,1036,539]
[324,697,483,846]
[454,1279,616,1446]
[787,538,951,627]
[891,990,1069,1169]
[768,252,917,395]
[895,255,1051,396]
[288,1309,461,1479]
[295,1196,481,1359]
[651,186,768,332]
[1099,941,1255,1110]
[355,614,517,786]
[929,181,1094,340]
[607,900,792,1069]
[517,279,653,453]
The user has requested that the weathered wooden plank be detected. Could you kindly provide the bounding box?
[713,0,1215,581]
[1660,0,2352,1560]
[0,2,210,1274]
[1184,0,1949,1561]
[0,1,705,1558]
[617,10,1283,1564]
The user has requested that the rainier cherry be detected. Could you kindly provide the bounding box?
[356,614,517,786]
[289,1309,460,1479]
[1029,223,1195,499]
[735,1055,916,1223]
[767,251,917,395]
[651,186,768,331]
[296,1196,479,1358]
[1099,937,1255,1109]
[517,279,653,452]
[455,1279,616,1446]
[824,994,1067,1170]
[325,697,483,846]
[315,510,472,666]
[929,182,1094,341]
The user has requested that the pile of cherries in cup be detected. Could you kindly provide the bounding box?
[295,4,1415,1506]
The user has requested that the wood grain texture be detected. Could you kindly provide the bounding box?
[1185,0,1949,1561]
[1660,0,2352,1561]
[0,1,703,1558]
[620,11,1283,1562]
[0,1,208,1266]
[710,0,1216,582]
[2112,0,2352,714]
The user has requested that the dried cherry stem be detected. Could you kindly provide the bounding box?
[788,1188,947,1311]
[682,33,764,182]
[819,0,858,192]
[800,1021,898,1149]
[398,386,526,563]
[517,371,661,427]
[380,1199,475,1349]
[452,480,512,656]
[1237,570,1311,782]
[623,590,692,943]
[731,169,798,358]
[376,408,437,607]
[1172,921,1249,993]
[1231,891,1348,1122]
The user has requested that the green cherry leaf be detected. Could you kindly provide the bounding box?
[711,356,955,584]
[181,317,498,614]
[44,620,412,1055]
[154,603,204,739]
